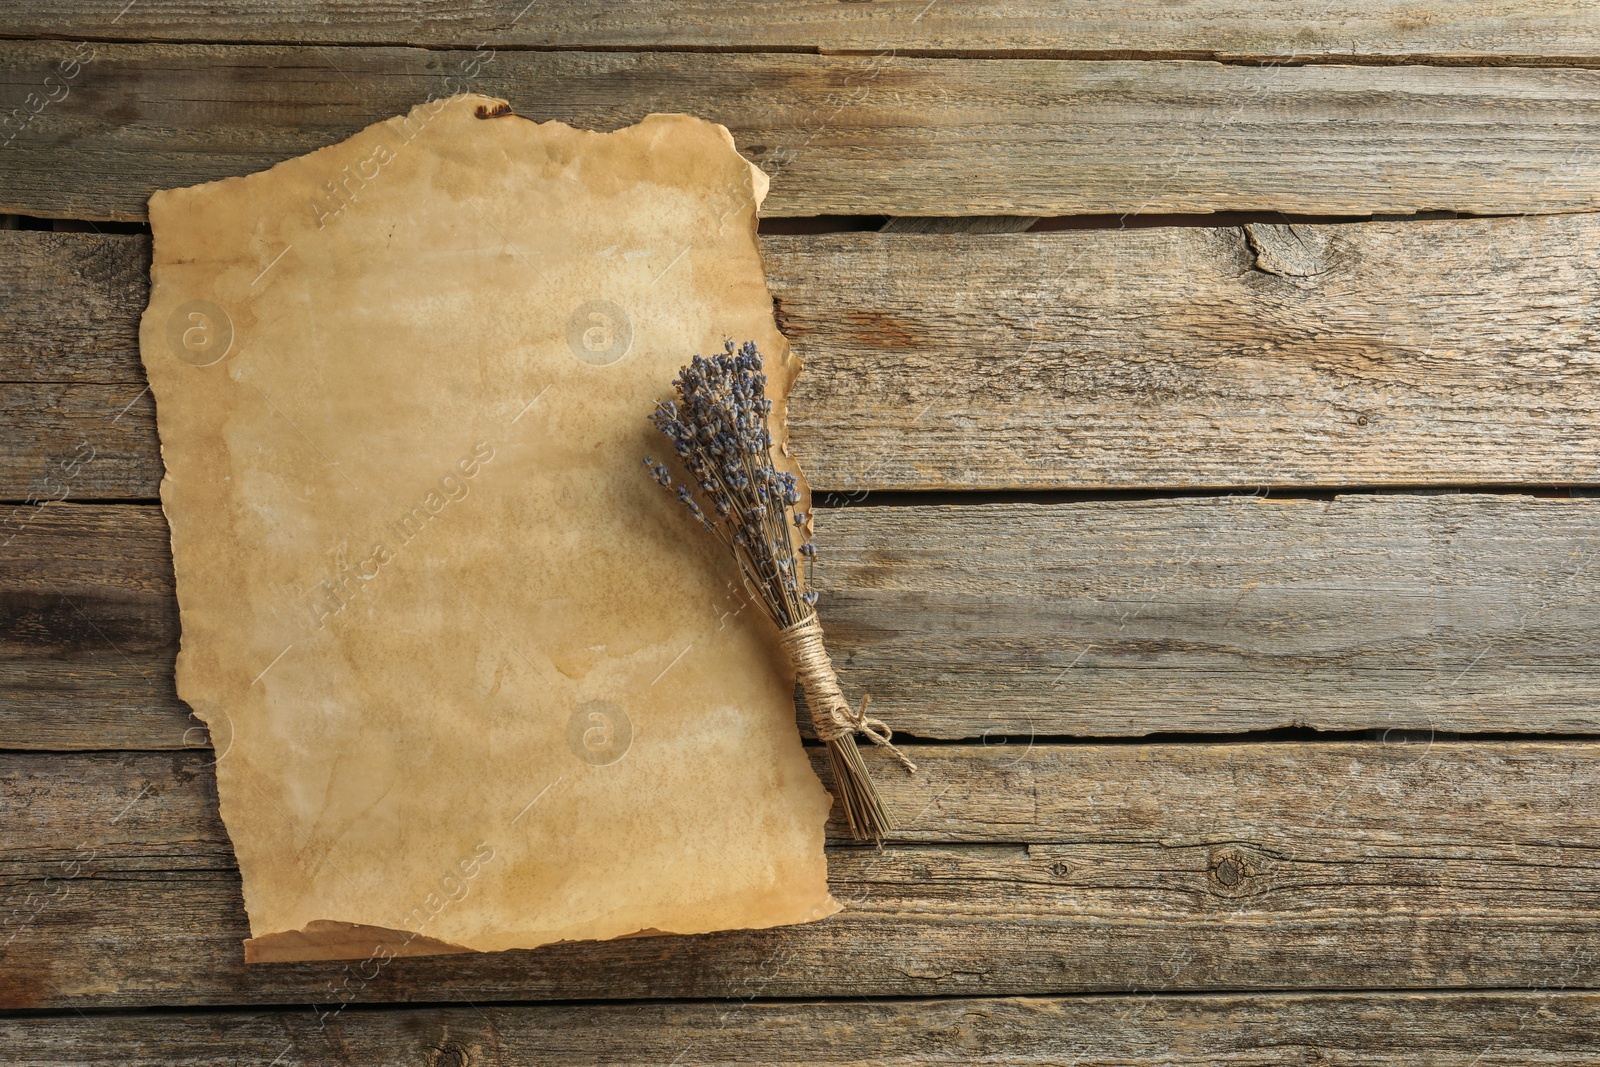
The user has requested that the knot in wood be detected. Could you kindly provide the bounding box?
[1208,847,1266,895]
[425,1044,471,1067]
[1243,222,1332,279]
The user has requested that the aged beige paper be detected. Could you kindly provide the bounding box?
[139,93,839,962]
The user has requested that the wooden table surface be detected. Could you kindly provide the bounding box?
[5,4,1600,1063]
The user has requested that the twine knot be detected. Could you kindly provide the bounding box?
[778,614,917,773]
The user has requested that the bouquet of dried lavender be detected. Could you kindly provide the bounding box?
[646,340,915,842]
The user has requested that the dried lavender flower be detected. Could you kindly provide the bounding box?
[646,340,813,630]
[645,339,914,842]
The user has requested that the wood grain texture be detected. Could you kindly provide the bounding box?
[773,216,1600,491]
[3,742,1599,1009]
[8,0,1600,64]
[7,213,1600,497]
[7,495,1600,749]
[818,492,1600,739]
[6,43,1600,221]
[0,505,185,751]
[0,231,145,384]
[6,992,1600,1066]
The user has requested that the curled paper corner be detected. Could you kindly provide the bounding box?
[141,95,838,961]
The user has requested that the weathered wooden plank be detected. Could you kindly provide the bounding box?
[2,743,1598,1009]
[8,213,1600,497]
[0,505,187,751]
[6,494,1600,749]
[6,992,1600,1066]
[0,384,157,501]
[819,492,1600,739]
[775,217,1600,491]
[0,231,145,384]
[6,43,1600,221]
[9,0,1600,64]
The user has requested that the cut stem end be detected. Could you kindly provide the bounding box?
[824,734,897,843]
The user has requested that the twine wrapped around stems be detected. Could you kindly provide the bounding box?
[779,613,914,842]
[645,340,915,842]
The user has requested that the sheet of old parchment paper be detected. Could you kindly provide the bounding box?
[139,94,839,962]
